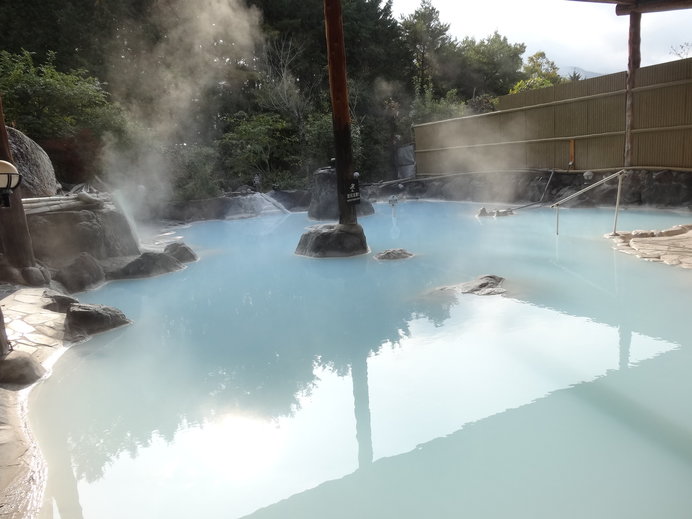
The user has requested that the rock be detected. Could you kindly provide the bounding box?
[42,289,79,313]
[7,127,60,198]
[432,275,506,297]
[160,197,236,221]
[21,266,48,287]
[53,253,105,293]
[307,167,375,220]
[27,207,140,267]
[65,303,130,339]
[164,243,198,263]
[374,248,413,260]
[458,275,506,295]
[0,351,46,386]
[267,190,311,212]
[295,223,368,258]
[109,252,183,279]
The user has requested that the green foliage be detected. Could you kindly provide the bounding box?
[522,51,562,85]
[509,77,555,94]
[217,111,301,189]
[409,87,466,125]
[401,0,454,97]
[509,51,563,93]
[459,32,526,97]
[566,70,583,82]
[169,144,222,201]
[0,50,126,141]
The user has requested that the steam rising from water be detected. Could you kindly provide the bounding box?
[100,0,264,217]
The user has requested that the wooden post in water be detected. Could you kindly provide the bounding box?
[624,11,641,169]
[323,0,357,226]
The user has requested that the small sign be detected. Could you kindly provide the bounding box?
[346,177,361,204]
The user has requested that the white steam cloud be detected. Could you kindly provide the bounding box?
[101,0,264,217]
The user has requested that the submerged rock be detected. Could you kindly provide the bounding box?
[374,248,414,260]
[457,274,506,295]
[433,275,506,297]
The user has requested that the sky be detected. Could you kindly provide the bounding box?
[390,0,692,74]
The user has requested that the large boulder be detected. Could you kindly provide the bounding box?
[295,223,368,258]
[0,351,46,386]
[308,168,375,220]
[27,207,140,267]
[65,303,130,339]
[7,127,60,198]
[53,253,105,293]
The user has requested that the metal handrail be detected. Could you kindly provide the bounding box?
[550,169,625,208]
[550,169,626,236]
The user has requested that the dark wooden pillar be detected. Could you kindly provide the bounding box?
[624,11,641,169]
[323,0,357,225]
[0,95,36,268]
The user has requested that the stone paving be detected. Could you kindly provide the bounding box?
[609,224,692,268]
[0,288,68,519]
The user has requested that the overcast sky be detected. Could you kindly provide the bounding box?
[390,0,692,74]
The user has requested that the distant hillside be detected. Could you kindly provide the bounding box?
[559,66,604,79]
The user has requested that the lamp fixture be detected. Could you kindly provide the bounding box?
[0,160,22,207]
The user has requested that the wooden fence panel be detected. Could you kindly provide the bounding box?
[414,58,692,176]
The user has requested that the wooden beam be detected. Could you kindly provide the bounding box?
[616,0,692,15]
[323,0,357,225]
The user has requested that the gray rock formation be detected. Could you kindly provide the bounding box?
[0,351,46,386]
[432,275,506,297]
[65,303,131,339]
[267,190,311,212]
[164,242,198,263]
[162,197,238,221]
[109,252,183,279]
[7,127,60,198]
[458,275,506,295]
[53,253,105,293]
[374,248,414,260]
[27,208,140,267]
[308,168,375,220]
[42,290,79,313]
[295,223,368,258]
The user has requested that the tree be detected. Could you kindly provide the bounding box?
[670,42,692,59]
[522,51,562,85]
[217,112,300,189]
[509,51,562,94]
[459,32,526,97]
[401,0,455,96]
[0,50,127,183]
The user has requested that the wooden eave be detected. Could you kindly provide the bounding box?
[568,0,692,15]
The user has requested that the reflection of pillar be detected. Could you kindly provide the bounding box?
[618,325,632,370]
[351,354,373,467]
[37,419,84,518]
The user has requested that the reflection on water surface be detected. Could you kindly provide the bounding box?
[31,202,692,518]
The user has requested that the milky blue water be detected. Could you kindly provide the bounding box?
[30,201,692,518]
